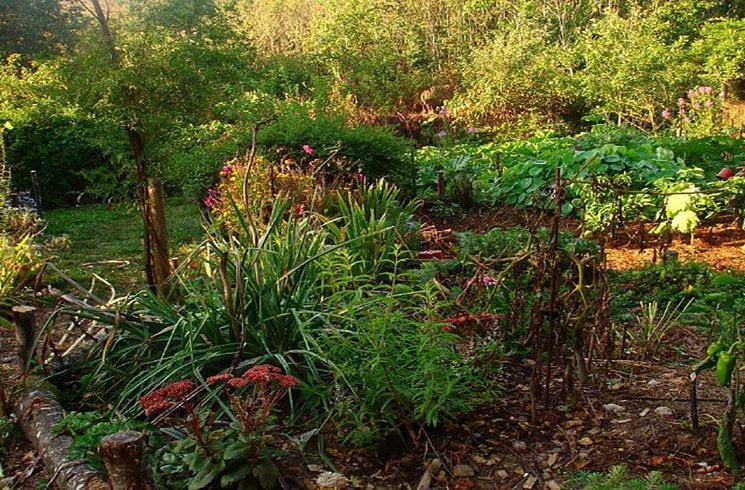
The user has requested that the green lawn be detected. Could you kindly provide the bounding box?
[43,198,203,293]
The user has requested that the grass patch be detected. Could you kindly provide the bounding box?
[43,198,203,293]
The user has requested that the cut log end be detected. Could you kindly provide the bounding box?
[100,431,155,490]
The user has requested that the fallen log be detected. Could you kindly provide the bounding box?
[14,383,110,490]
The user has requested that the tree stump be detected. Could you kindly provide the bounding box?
[12,305,36,370]
[99,431,155,490]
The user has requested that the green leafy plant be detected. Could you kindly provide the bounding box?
[312,279,498,448]
[53,411,152,472]
[145,367,299,490]
[567,465,677,490]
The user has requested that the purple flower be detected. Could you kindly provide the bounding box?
[437,130,447,138]
[467,127,477,134]
[661,109,670,119]
[705,99,714,107]
[302,145,314,155]
[438,107,450,116]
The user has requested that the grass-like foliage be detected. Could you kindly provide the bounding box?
[52,180,491,450]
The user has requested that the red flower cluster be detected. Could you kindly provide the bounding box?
[140,379,196,416]
[206,365,300,390]
[206,373,233,385]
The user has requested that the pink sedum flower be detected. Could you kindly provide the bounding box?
[302,145,314,155]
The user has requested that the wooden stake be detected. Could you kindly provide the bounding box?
[99,431,155,490]
[690,372,700,436]
[12,305,36,371]
[437,171,445,198]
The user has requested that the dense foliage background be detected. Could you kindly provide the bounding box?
[1,0,743,206]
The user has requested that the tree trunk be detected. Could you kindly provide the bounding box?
[99,431,156,490]
[85,0,170,295]
[147,178,171,296]
[14,385,110,490]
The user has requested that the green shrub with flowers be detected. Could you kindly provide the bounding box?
[661,86,725,138]
[54,171,496,462]
[144,367,299,490]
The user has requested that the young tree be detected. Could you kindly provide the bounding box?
[63,0,252,294]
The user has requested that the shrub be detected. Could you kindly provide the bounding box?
[257,104,412,182]
[314,282,497,447]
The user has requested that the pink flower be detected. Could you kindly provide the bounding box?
[437,130,447,138]
[284,157,295,165]
[688,89,697,99]
[356,170,365,183]
[661,109,670,119]
[467,127,477,134]
[680,108,687,115]
[677,98,686,106]
[482,275,499,286]
[683,116,691,123]
[705,99,714,107]
[693,103,701,109]
[700,86,713,94]
[204,188,219,209]
[438,107,450,116]
[302,145,314,155]
[221,164,235,174]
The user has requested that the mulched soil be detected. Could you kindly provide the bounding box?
[293,326,737,489]
[420,206,745,273]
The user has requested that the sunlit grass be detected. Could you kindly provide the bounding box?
[43,197,203,292]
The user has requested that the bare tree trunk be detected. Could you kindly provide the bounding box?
[83,0,169,295]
